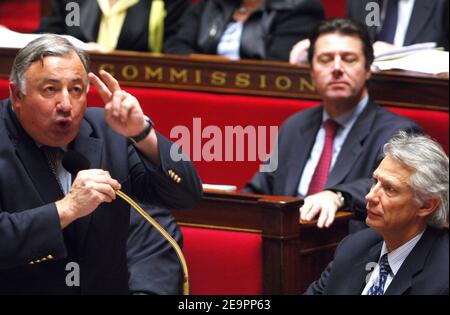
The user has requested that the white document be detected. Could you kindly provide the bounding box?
[374,42,438,61]
[202,184,237,192]
[0,25,92,51]
[373,49,449,74]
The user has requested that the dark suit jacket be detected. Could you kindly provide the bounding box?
[305,226,449,295]
[244,101,421,221]
[36,0,189,52]
[127,204,184,295]
[347,0,449,50]
[164,0,324,61]
[0,99,202,294]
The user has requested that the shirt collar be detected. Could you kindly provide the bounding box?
[322,94,369,127]
[379,229,426,276]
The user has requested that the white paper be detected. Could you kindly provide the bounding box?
[202,184,237,192]
[0,25,92,51]
[374,42,437,61]
[373,49,449,74]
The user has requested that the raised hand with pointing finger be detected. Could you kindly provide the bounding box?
[88,70,160,163]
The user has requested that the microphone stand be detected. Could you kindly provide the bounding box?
[115,190,190,295]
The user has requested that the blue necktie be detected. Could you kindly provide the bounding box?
[368,253,391,295]
[377,0,399,44]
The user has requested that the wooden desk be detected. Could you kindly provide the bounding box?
[172,190,352,294]
[0,48,447,111]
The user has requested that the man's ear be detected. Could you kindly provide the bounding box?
[417,197,440,218]
[365,66,372,81]
[9,82,23,107]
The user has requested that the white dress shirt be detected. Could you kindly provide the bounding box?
[362,230,425,295]
[39,144,72,195]
[217,21,243,60]
[380,0,416,46]
[297,95,369,197]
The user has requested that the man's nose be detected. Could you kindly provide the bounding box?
[56,89,72,112]
[331,55,344,77]
[365,184,379,204]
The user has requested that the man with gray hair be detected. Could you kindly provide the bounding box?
[0,34,202,294]
[305,131,449,295]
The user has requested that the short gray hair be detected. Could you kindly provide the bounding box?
[384,131,449,228]
[9,34,90,93]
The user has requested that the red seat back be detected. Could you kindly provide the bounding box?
[0,0,41,33]
[181,227,263,295]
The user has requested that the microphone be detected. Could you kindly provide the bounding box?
[62,150,190,295]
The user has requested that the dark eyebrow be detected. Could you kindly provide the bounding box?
[71,78,85,84]
[39,78,61,85]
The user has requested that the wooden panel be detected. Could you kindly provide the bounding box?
[0,48,447,111]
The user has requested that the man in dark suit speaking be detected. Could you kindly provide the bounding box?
[306,132,448,295]
[0,34,202,294]
[245,19,420,229]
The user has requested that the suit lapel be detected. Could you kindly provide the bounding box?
[117,0,149,50]
[326,102,378,188]
[284,109,322,196]
[70,119,104,255]
[368,0,384,40]
[79,1,102,42]
[404,0,435,45]
[4,102,64,204]
[346,242,382,294]
[385,227,436,295]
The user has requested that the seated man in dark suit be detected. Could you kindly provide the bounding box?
[290,0,449,64]
[164,0,324,61]
[36,0,189,52]
[306,132,449,295]
[127,204,184,295]
[244,19,420,230]
[346,0,449,52]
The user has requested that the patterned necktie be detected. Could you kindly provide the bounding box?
[307,119,339,195]
[42,146,65,194]
[377,0,399,44]
[368,253,392,295]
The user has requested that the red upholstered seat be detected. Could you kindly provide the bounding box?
[0,80,9,100]
[320,0,347,18]
[181,227,263,295]
[0,0,41,33]
[388,107,449,154]
[88,87,319,189]
[87,87,449,189]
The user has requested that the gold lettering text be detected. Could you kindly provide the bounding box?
[275,76,292,90]
[144,66,163,81]
[169,68,188,83]
[259,75,267,89]
[195,70,202,84]
[122,65,138,81]
[211,71,226,86]
[98,64,115,77]
[300,78,315,92]
[235,73,251,88]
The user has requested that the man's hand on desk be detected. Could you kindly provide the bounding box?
[299,190,344,228]
[86,42,112,53]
